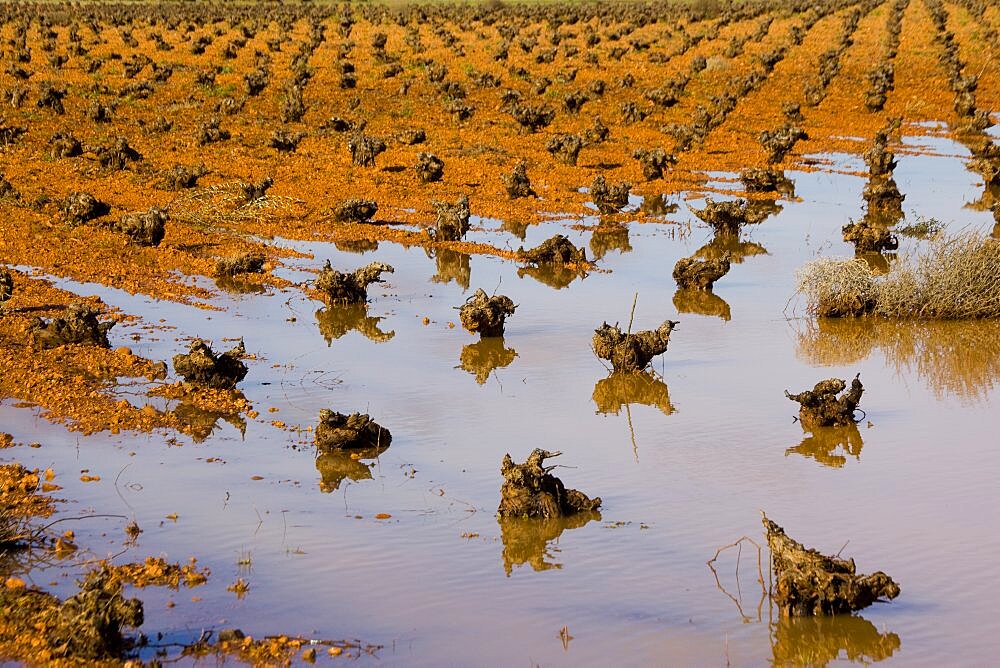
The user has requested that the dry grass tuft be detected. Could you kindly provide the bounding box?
[168,181,305,230]
[794,257,876,318]
[796,232,1000,319]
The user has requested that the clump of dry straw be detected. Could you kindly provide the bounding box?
[795,231,1000,318]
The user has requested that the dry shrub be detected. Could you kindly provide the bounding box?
[168,181,303,229]
[794,256,876,318]
[795,232,1000,319]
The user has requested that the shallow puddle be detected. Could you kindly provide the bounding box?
[4,137,1000,665]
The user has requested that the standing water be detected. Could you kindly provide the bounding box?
[4,139,1000,666]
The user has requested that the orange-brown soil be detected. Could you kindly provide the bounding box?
[0,0,995,434]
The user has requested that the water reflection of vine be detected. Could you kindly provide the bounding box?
[172,401,246,443]
[334,238,379,254]
[771,614,901,665]
[593,371,674,462]
[497,511,600,576]
[589,222,631,259]
[214,275,267,295]
[963,171,998,220]
[516,262,588,290]
[673,287,732,321]
[315,444,388,493]
[458,337,517,385]
[639,193,679,216]
[592,371,674,417]
[501,218,528,241]
[694,235,769,264]
[427,247,471,289]
[315,305,394,345]
[749,198,784,220]
[786,423,864,468]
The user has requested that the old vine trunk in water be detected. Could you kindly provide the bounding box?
[763,513,900,616]
[498,449,601,519]
[593,320,677,372]
[785,374,863,429]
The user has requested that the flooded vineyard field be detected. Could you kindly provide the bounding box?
[1,0,999,664]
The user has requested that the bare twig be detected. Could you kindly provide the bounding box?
[32,513,128,539]
[625,403,639,463]
[626,292,638,335]
[113,464,134,514]
[707,535,767,623]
